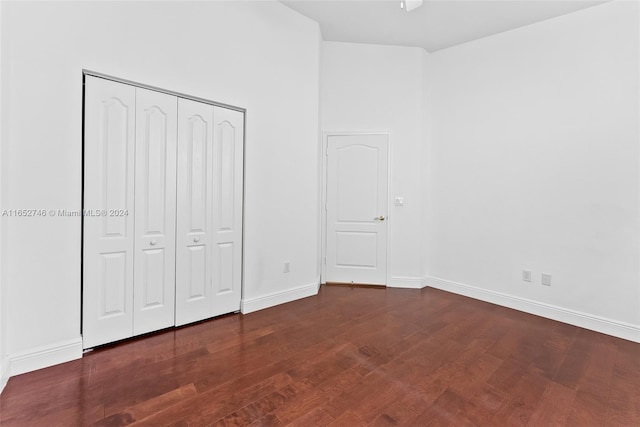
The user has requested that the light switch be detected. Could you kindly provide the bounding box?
[394,197,405,207]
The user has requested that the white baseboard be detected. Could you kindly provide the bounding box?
[241,277,321,314]
[387,276,427,289]
[9,337,83,377]
[424,276,640,343]
[0,357,8,394]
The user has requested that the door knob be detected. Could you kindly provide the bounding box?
[150,240,157,246]
[193,237,200,243]
[375,216,386,221]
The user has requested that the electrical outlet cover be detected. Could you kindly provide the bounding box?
[522,270,532,282]
[541,273,552,286]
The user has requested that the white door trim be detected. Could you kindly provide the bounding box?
[320,131,392,286]
[83,70,245,113]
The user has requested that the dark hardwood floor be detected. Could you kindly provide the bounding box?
[1,285,638,426]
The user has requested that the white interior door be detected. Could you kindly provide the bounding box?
[83,76,136,348]
[326,134,388,285]
[175,98,215,326]
[211,106,243,316]
[133,88,177,335]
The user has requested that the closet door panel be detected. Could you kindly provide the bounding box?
[175,98,215,326]
[83,76,136,348]
[133,88,177,335]
[211,107,244,316]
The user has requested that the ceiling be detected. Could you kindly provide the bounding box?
[281,0,606,52]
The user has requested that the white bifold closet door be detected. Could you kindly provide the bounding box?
[83,75,243,348]
[132,88,177,336]
[175,99,244,326]
[83,77,137,348]
[84,78,177,348]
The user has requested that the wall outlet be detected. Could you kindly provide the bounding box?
[522,269,532,282]
[284,262,290,273]
[541,273,552,286]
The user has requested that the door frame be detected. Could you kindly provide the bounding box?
[320,131,392,286]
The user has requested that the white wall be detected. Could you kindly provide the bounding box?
[421,50,433,281]
[321,42,427,286]
[2,0,321,373]
[426,0,640,338]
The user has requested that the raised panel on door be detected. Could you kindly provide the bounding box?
[211,107,243,316]
[83,76,136,348]
[175,98,215,326]
[326,134,388,285]
[133,88,177,335]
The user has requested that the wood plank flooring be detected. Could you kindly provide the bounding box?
[1,285,638,426]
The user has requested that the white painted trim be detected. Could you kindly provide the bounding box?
[241,277,321,314]
[320,131,392,285]
[388,276,427,289]
[637,0,640,344]
[9,337,83,376]
[424,276,640,343]
[84,70,245,112]
[320,132,328,283]
[0,0,6,396]
[0,358,8,394]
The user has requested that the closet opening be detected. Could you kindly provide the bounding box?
[81,71,246,349]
